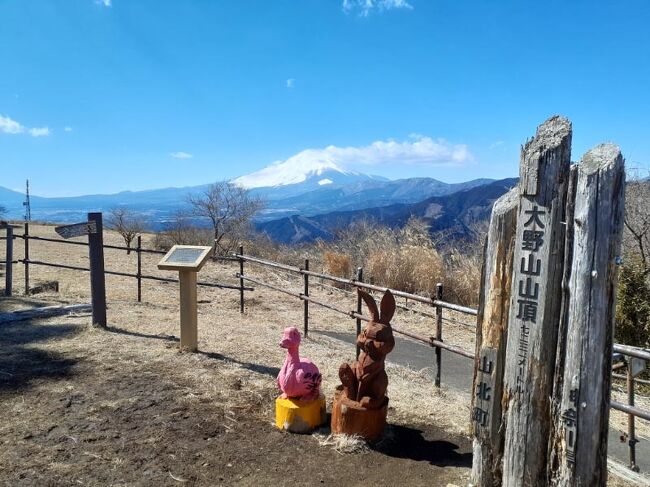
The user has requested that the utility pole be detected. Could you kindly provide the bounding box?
[23,179,31,222]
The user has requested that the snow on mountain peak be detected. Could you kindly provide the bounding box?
[232,151,355,189]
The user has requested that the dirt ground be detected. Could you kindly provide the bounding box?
[0,313,473,486]
[0,224,644,486]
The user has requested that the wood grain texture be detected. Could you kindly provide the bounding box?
[502,116,572,487]
[471,187,518,487]
[549,144,625,486]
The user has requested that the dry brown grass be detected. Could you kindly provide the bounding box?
[319,218,482,306]
[322,251,352,279]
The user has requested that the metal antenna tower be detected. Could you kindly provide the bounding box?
[23,179,31,222]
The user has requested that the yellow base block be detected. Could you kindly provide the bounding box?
[275,395,326,433]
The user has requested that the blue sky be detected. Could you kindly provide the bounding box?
[1,0,649,196]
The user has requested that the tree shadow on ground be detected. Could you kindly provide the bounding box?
[104,326,280,378]
[373,424,472,468]
[0,319,80,393]
[105,325,179,343]
[199,350,281,378]
[0,296,58,313]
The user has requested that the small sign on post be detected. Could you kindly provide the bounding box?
[158,245,213,352]
[55,221,97,239]
[55,215,106,327]
[630,358,646,378]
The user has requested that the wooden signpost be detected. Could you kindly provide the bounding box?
[549,144,625,486]
[471,187,518,487]
[471,118,626,487]
[501,116,572,486]
[55,212,107,327]
[157,245,213,352]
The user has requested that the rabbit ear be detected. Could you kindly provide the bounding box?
[379,290,396,324]
[358,289,379,322]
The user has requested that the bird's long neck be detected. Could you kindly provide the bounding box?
[285,346,299,363]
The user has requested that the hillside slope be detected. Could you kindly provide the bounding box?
[257,178,518,244]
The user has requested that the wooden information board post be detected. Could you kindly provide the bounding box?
[157,245,213,352]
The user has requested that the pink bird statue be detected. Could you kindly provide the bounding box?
[277,327,322,401]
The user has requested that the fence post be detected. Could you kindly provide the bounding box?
[435,283,443,388]
[24,222,30,295]
[87,212,107,327]
[303,258,309,337]
[627,364,639,471]
[239,244,244,313]
[136,235,142,302]
[4,226,13,297]
[355,267,363,360]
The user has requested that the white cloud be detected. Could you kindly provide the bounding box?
[343,0,413,16]
[96,0,112,6]
[1,114,51,137]
[170,151,193,159]
[321,135,473,167]
[234,135,473,189]
[286,78,295,89]
[29,127,50,137]
[0,115,25,134]
[489,140,505,149]
[64,126,73,132]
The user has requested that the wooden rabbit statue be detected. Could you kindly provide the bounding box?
[332,289,396,440]
[339,289,395,409]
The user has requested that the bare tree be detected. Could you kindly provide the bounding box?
[623,171,650,274]
[187,182,264,254]
[0,205,6,220]
[106,207,147,254]
[152,210,212,250]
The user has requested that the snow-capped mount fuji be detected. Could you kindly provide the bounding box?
[232,157,386,200]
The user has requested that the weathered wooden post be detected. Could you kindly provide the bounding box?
[24,222,30,295]
[88,212,107,327]
[548,144,625,486]
[239,244,245,313]
[435,282,443,388]
[471,187,519,487]
[626,365,639,471]
[303,258,309,337]
[355,266,363,359]
[501,116,572,486]
[4,226,13,297]
[136,235,142,302]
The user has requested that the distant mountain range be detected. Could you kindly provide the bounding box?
[1,159,513,243]
[256,178,518,244]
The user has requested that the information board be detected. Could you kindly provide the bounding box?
[157,245,213,272]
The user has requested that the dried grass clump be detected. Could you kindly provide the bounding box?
[443,249,482,306]
[313,433,369,454]
[321,217,482,306]
[323,251,352,280]
[367,245,444,296]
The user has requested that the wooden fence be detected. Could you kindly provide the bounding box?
[1,222,649,470]
[2,223,250,301]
